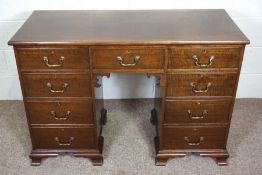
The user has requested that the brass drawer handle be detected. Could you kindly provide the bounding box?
[54,137,74,146]
[187,109,208,120]
[184,136,204,146]
[43,56,65,68]
[190,82,212,93]
[116,56,140,67]
[50,110,71,120]
[193,55,215,67]
[46,82,68,93]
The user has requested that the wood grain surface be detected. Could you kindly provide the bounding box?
[8,10,249,45]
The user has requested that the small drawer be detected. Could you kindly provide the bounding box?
[161,126,227,149]
[26,100,94,125]
[164,99,232,124]
[15,47,89,70]
[91,47,165,70]
[168,46,242,69]
[22,73,91,97]
[167,73,238,97]
[31,127,96,149]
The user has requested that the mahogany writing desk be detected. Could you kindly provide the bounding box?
[8,10,249,166]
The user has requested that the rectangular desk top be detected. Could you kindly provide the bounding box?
[8,10,249,46]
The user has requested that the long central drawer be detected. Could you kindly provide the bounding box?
[91,47,165,70]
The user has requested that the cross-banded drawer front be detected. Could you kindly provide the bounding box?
[26,100,94,125]
[167,73,238,97]
[91,47,165,70]
[31,127,96,149]
[168,46,242,69]
[15,47,89,70]
[164,99,232,124]
[161,126,227,149]
[22,73,92,97]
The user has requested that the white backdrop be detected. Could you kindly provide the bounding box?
[0,0,262,99]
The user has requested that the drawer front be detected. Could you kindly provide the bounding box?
[167,73,238,97]
[31,127,96,149]
[22,73,91,97]
[15,47,89,70]
[168,46,242,69]
[161,126,227,149]
[91,47,165,69]
[164,99,232,124]
[26,100,94,125]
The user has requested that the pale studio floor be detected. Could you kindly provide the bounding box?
[0,99,262,175]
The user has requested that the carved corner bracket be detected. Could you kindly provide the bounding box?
[92,73,111,88]
[147,73,166,87]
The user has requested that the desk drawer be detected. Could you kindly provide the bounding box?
[31,127,96,149]
[168,46,242,69]
[167,73,238,97]
[91,47,165,69]
[15,47,89,70]
[164,99,232,124]
[22,73,91,97]
[26,100,94,125]
[161,126,227,149]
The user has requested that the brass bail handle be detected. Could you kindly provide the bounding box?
[43,56,65,68]
[192,55,215,67]
[187,109,208,120]
[184,136,204,146]
[190,82,212,93]
[54,137,74,146]
[46,82,69,93]
[116,56,140,67]
[50,110,71,120]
